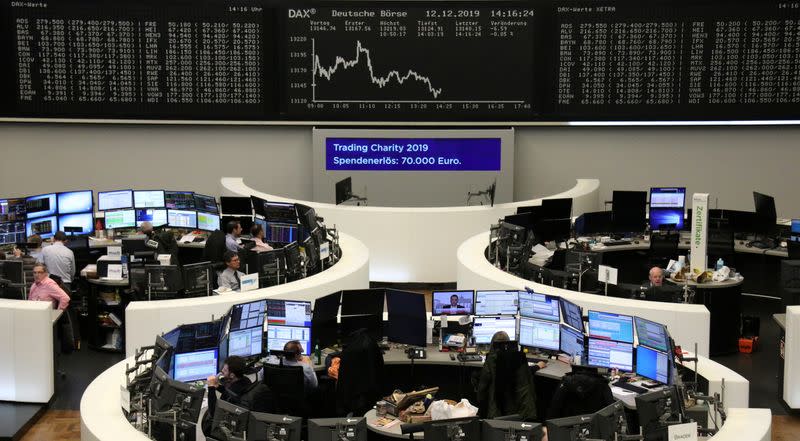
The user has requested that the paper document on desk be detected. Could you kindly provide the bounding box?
[529,244,554,266]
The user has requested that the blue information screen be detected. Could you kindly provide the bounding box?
[326,138,501,171]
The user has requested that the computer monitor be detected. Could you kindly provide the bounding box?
[144,265,184,293]
[57,190,93,214]
[475,290,519,315]
[25,193,57,219]
[559,297,584,331]
[172,321,224,354]
[182,262,214,294]
[541,198,573,220]
[164,191,196,210]
[503,212,538,231]
[133,190,165,209]
[588,310,634,343]
[726,210,757,233]
[229,299,267,331]
[590,401,628,441]
[519,317,560,352]
[26,215,57,238]
[534,218,572,242]
[220,196,252,216]
[575,211,613,236]
[197,211,221,232]
[519,291,560,322]
[263,222,299,243]
[149,366,205,427]
[266,325,311,356]
[634,316,670,352]
[0,198,26,223]
[424,417,480,441]
[167,209,197,229]
[308,417,366,441]
[0,221,26,245]
[612,190,647,233]
[248,412,302,441]
[210,400,250,441]
[58,213,94,235]
[472,316,517,345]
[560,324,585,359]
[636,345,670,384]
[587,338,633,372]
[296,203,318,232]
[635,386,685,441]
[0,260,24,284]
[228,327,264,358]
[267,299,312,327]
[753,191,777,234]
[264,202,297,224]
[335,177,353,205]
[792,219,800,237]
[312,291,341,348]
[135,208,168,227]
[104,209,136,229]
[482,419,543,441]
[194,194,218,214]
[649,187,686,230]
[431,290,474,316]
[250,196,268,217]
[545,413,593,441]
[173,348,219,382]
[385,289,428,347]
[98,189,133,211]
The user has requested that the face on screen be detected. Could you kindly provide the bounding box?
[432,291,473,315]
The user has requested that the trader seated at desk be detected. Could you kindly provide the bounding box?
[217,251,245,291]
[250,224,274,252]
[642,266,683,302]
[648,267,665,287]
[204,355,252,427]
[225,220,243,252]
[266,340,318,393]
[29,263,70,310]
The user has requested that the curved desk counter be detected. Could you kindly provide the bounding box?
[124,232,369,357]
[221,177,600,283]
[457,232,713,358]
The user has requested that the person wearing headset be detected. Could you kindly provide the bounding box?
[266,340,318,393]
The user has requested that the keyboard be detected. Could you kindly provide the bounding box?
[603,240,633,246]
[457,353,483,362]
[612,381,648,394]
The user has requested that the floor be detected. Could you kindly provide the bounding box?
[13,287,800,440]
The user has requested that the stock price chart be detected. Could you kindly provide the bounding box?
[284,6,536,120]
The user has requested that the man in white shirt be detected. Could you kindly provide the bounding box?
[40,231,75,285]
[217,251,245,290]
[225,220,242,253]
[266,340,318,393]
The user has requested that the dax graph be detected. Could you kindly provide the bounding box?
[285,6,536,119]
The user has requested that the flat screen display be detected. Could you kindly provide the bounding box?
[588,310,634,343]
[636,345,670,384]
[431,290,474,316]
[519,291,560,322]
[98,190,133,211]
[58,213,94,235]
[560,324,585,359]
[229,300,266,331]
[266,325,311,356]
[475,290,519,315]
[266,300,312,327]
[228,327,263,358]
[519,317,560,351]
[25,193,57,218]
[173,348,218,383]
[26,215,57,238]
[634,316,670,353]
[136,208,168,227]
[133,190,166,208]
[168,209,197,229]
[472,316,517,345]
[587,338,633,372]
[326,138,502,171]
[0,198,26,223]
[165,191,195,210]
[197,211,221,232]
[57,190,93,214]
[559,297,584,331]
[104,209,136,229]
[194,194,218,214]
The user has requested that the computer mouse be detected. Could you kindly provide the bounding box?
[634,240,639,244]
[449,353,456,361]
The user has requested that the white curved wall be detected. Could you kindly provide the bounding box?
[124,232,369,357]
[457,231,711,357]
[221,177,600,282]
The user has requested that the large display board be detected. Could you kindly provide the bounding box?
[2,0,800,122]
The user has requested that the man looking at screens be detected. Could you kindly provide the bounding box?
[41,231,75,285]
[218,251,244,291]
[250,224,274,252]
[205,356,252,422]
[267,340,318,393]
[443,294,465,310]
[139,221,154,237]
[225,220,242,252]
[648,267,665,287]
[29,263,70,310]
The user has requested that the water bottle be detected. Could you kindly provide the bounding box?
[314,341,321,365]
[715,258,724,271]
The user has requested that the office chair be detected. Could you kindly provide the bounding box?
[336,329,385,417]
[547,369,615,420]
[788,241,800,259]
[475,341,537,420]
[262,364,309,416]
[649,231,680,268]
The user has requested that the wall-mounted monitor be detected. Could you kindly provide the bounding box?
[25,193,57,219]
[57,190,93,214]
[133,190,166,208]
[98,190,133,211]
[649,187,686,231]
[58,213,94,235]
[26,215,57,238]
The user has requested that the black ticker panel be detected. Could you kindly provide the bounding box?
[2,0,800,122]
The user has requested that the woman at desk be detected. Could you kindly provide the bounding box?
[250,224,274,252]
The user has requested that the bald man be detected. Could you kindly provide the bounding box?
[648,267,664,287]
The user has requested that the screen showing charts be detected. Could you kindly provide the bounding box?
[472,316,517,345]
[168,210,197,229]
[0,199,26,223]
[133,190,165,208]
[165,191,196,210]
[229,300,266,331]
[519,317,560,351]
[560,324,585,359]
[634,317,670,353]
[587,338,633,372]
[25,193,57,218]
[636,345,670,384]
[57,191,93,214]
[431,290,474,315]
[173,348,219,383]
[98,190,133,211]
[649,187,686,230]
[228,327,263,358]
[588,311,634,343]
[136,209,168,227]
[264,222,298,243]
[284,6,535,120]
[197,212,220,232]
[266,325,311,356]
[559,298,584,331]
[58,213,94,235]
[267,300,312,327]
[194,194,218,214]
[26,215,57,238]
[104,209,136,229]
[263,202,297,224]
[0,221,26,245]
[475,290,519,315]
[518,291,560,322]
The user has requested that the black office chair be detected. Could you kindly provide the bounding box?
[547,368,615,420]
[336,329,385,417]
[262,363,309,416]
[476,343,536,420]
[649,231,680,268]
